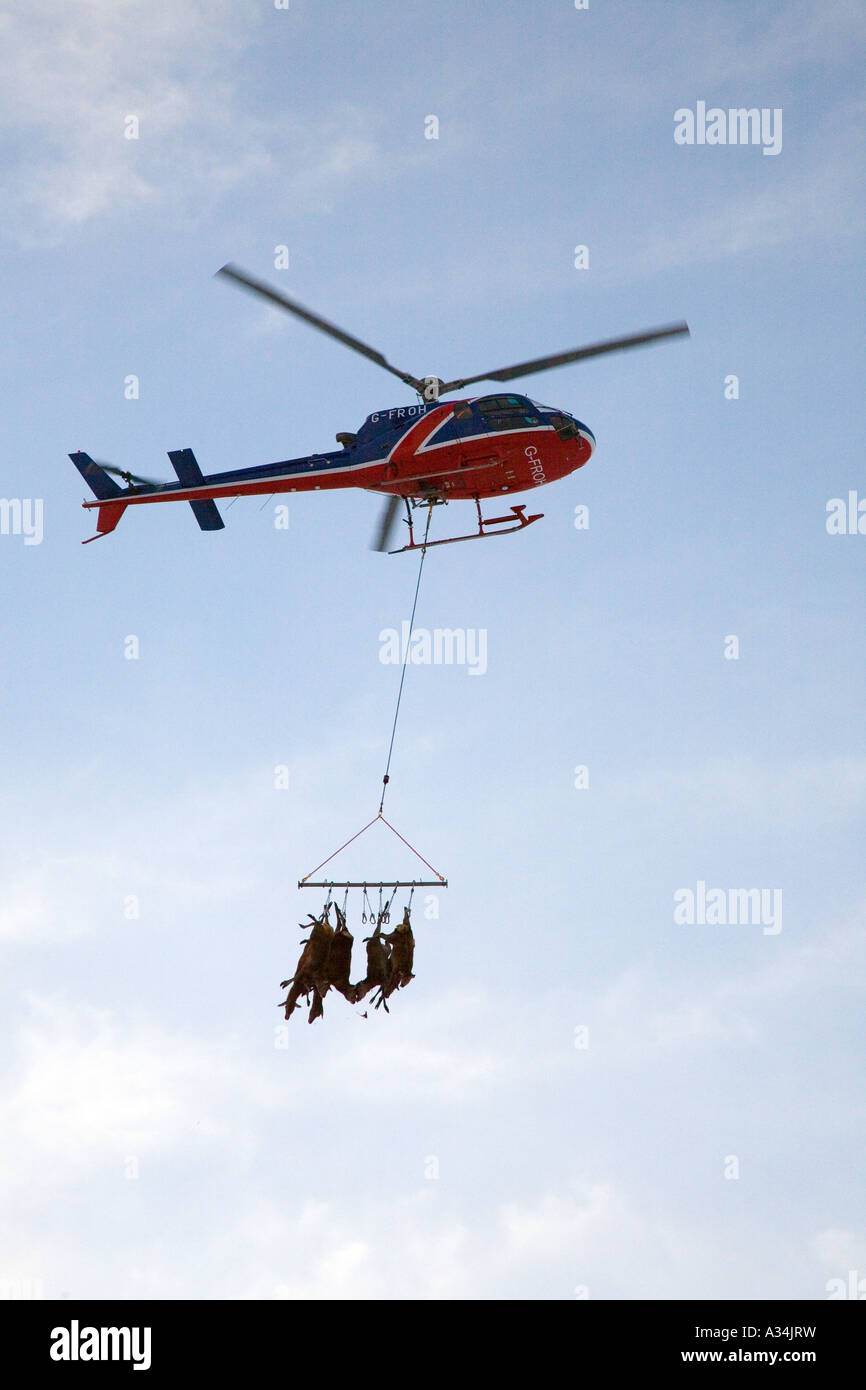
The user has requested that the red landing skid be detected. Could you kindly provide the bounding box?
[389,499,543,554]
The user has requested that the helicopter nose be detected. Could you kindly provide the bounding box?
[573,420,595,462]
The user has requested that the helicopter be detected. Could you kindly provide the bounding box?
[71,263,689,552]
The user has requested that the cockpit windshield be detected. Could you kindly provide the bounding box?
[474,394,539,431]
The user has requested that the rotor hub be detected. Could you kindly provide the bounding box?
[420,376,445,402]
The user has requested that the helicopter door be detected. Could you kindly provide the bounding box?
[443,401,498,470]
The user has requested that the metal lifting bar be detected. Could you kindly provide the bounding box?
[298,879,447,890]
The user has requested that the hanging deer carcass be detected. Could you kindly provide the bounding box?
[353,918,393,1010]
[372,907,415,1010]
[279,909,334,1023]
[323,904,356,1004]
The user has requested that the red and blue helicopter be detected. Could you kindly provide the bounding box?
[71,264,689,553]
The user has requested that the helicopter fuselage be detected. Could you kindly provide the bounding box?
[74,393,594,540]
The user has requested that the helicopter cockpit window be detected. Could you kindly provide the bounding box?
[453,402,473,420]
[549,413,580,440]
[475,395,539,431]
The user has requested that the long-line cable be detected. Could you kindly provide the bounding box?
[377,504,434,813]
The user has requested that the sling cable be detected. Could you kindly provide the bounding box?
[282,505,447,1022]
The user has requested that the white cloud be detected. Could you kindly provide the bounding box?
[674,0,866,87]
[502,1184,616,1261]
[1,0,389,241]
[235,1180,771,1299]
[636,138,864,275]
[3,0,242,232]
[0,994,279,1190]
[246,1185,638,1300]
[811,1227,866,1272]
[0,770,265,949]
[0,903,860,1300]
[312,990,516,1102]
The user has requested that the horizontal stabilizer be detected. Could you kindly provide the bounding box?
[168,448,225,532]
[189,499,225,531]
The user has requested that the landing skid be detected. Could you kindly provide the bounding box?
[389,498,543,554]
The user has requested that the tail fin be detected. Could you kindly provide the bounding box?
[167,449,225,531]
[70,451,128,543]
[70,451,123,500]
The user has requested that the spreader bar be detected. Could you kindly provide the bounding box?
[298,879,447,890]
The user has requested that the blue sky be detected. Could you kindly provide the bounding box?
[0,0,864,1299]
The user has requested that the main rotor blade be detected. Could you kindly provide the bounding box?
[216,263,425,393]
[370,494,401,552]
[438,322,690,394]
